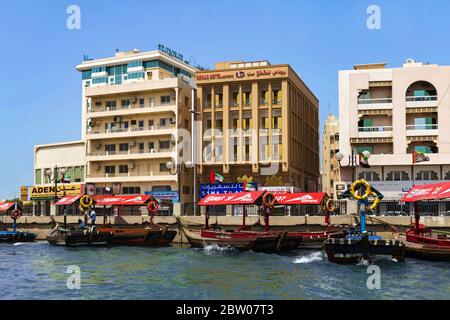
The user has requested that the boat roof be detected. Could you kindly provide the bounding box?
[274,193,327,205]
[402,182,450,202]
[199,191,265,206]
[94,195,156,206]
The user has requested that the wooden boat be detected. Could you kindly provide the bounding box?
[291,230,344,249]
[97,225,176,246]
[46,226,113,246]
[182,227,301,253]
[324,230,405,264]
[0,231,37,243]
[401,182,450,261]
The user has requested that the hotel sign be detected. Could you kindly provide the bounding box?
[29,184,84,200]
[196,67,288,83]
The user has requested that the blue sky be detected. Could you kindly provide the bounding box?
[0,0,449,198]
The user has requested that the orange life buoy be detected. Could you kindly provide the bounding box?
[10,209,22,220]
[147,201,159,215]
[262,193,276,208]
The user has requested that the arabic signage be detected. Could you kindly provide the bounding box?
[196,67,288,83]
[200,183,244,199]
[29,184,84,200]
[401,182,450,203]
[146,191,180,203]
[199,191,265,206]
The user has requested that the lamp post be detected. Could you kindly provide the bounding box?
[335,148,371,184]
[45,166,68,225]
[166,160,194,216]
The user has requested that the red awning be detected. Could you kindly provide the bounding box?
[94,195,152,206]
[56,195,82,206]
[274,193,327,205]
[402,182,450,202]
[0,202,15,212]
[199,191,265,206]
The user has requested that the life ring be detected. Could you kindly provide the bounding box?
[10,209,22,220]
[350,180,372,200]
[147,201,159,215]
[370,192,380,211]
[324,199,335,213]
[262,193,276,208]
[79,195,94,211]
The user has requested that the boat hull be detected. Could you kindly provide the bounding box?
[0,231,37,243]
[97,226,177,247]
[402,229,450,261]
[46,228,113,247]
[182,228,301,253]
[290,231,344,250]
[324,237,405,265]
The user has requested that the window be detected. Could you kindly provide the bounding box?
[445,171,450,180]
[148,142,155,151]
[161,95,171,104]
[273,144,282,160]
[273,89,282,105]
[159,141,171,149]
[92,77,108,84]
[215,119,223,131]
[262,117,270,130]
[260,90,269,105]
[243,91,252,106]
[139,98,145,108]
[35,169,42,185]
[105,144,116,154]
[231,92,239,106]
[121,99,130,108]
[386,171,409,181]
[93,66,106,73]
[128,61,143,68]
[359,171,381,182]
[242,118,252,130]
[358,118,373,131]
[128,72,144,80]
[183,186,191,195]
[357,146,374,154]
[160,163,169,172]
[123,187,141,195]
[273,117,282,130]
[416,170,439,181]
[105,166,115,174]
[160,118,172,127]
[414,117,437,130]
[119,144,129,152]
[119,165,129,174]
[106,101,116,110]
[215,93,223,107]
[138,143,145,153]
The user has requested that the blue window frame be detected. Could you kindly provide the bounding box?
[82,70,92,80]
[128,61,143,68]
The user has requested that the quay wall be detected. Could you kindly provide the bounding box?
[2,215,450,243]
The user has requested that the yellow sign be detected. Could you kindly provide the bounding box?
[29,184,83,200]
[196,67,289,84]
[20,186,29,202]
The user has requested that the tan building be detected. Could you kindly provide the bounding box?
[76,48,198,214]
[339,59,450,199]
[196,60,320,191]
[321,114,340,198]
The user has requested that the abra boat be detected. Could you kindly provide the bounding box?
[323,180,405,264]
[183,191,302,253]
[401,182,450,261]
[0,204,37,243]
[98,224,177,246]
[46,226,113,246]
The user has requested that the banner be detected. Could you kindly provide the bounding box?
[29,184,84,200]
[146,191,180,203]
[199,191,265,206]
[200,183,244,199]
[401,182,450,202]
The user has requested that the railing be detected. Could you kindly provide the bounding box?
[358,126,393,132]
[357,98,392,104]
[406,124,438,130]
[89,102,175,113]
[406,95,438,102]
[88,124,175,135]
[88,171,174,179]
[88,149,171,157]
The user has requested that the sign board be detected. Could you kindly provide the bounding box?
[199,191,265,206]
[20,186,29,202]
[200,183,244,199]
[146,191,180,203]
[196,67,288,84]
[29,184,84,201]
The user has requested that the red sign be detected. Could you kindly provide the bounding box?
[94,195,152,206]
[402,182,450,203]
[274,193,327,205]
[199,192,265,206]
[0,202,15,212]
[55,195,82,206]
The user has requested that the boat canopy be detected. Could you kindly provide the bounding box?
[199,191,265,206]
[274,193,327,205]
[0,202,15,212]
[402,182,450,203]
[93,195,154,206]
[55,195,82,206]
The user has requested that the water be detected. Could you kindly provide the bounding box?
[1,242,449,300]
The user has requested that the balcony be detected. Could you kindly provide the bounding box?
[86,149,173,162]
[86,124,175,140]
[86,171,177,183]
[357,98,393,110]
[88,103,176,118]
[357,126,393,138]
[406,95,438,108]
[406,124,439,137]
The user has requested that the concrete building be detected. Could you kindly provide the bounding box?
[196,60,320,191]
[76,48,198,214]
[338,59,450,199]
[321,114,340,198]
[32,141,85,215]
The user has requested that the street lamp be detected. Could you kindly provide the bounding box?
[166,159,195,216]
[335,148,371,183]
[45,166,68,226]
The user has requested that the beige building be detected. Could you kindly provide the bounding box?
[338,59,450,199]
[196,60,320,191]
[321,114,340,198]
[76,48,198,214]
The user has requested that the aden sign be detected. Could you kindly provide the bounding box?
[29,184,84,200]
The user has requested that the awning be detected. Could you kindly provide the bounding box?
[402,182,450,203]
[274,193,327,205]
[94,195,153,206]
[55,195,82,206]
[198,191,265,206]
[0,202,15,212]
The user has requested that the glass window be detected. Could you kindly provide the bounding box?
[105,166,115,174]
[119,144,129,152]
[128,61,143,68]
[159,141,171,149]
[160,163,169,172]
[161,96,171,104]
[35,169,42,185]
[119,165,129,174]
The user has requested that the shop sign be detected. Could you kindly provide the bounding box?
[196,68,288,82]
[200,183,244,199]
[29,184,83,200]
[146,191,180,203]
[20,186,29,202]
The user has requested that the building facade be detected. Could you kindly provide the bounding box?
[196,61,320,191]
[321,114,340,198]
[338,59,450,199]
[76,49,198,214]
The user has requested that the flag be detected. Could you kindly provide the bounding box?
[359,152,370,169]
[244,182,257,192]
[413,151,430,164]
[209,171,224,184]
